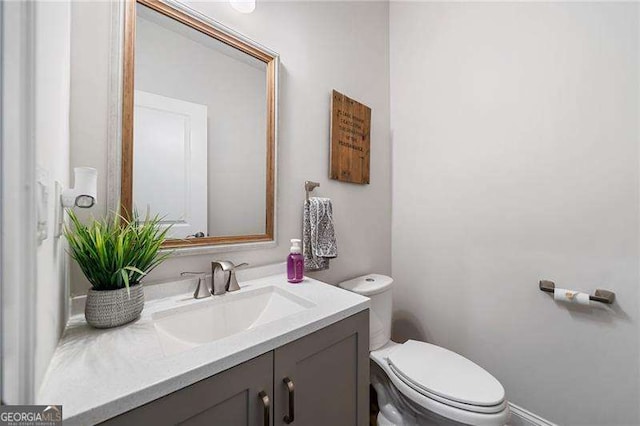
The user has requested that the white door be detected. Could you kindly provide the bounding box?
[133,90,208,239]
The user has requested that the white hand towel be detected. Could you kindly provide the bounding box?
[303,197,337,271]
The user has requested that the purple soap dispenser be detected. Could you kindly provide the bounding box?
[287,239,304,283]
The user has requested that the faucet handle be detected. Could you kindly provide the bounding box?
[181,272,210,299]
[226,262,249,292]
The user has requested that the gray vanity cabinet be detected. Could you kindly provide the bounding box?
[273,310,369,426]
[102,351,274,426]
[102,310,368,426]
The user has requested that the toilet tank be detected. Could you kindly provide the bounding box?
[338,274,393,351]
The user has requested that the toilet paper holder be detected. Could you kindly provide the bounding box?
[539,280,615,304]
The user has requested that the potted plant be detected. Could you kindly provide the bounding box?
[64,210,171,329]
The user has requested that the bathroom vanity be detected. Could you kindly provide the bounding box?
[37,267,370,426]
[104,311,367,426]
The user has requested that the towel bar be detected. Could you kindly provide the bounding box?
[305,181,320,201]
[539,280,615,304]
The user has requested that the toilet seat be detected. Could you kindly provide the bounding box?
[371,341,510,426]
[387,340,506,414]
[388,365,507,414]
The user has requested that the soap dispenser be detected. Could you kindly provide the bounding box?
[287,239,304,283]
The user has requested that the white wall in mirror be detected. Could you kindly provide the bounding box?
[134,3,267,238]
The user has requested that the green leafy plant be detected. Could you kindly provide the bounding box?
[64,210,171,294]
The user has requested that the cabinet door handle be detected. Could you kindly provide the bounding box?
[258,390,270,426]
[283,377,295,424]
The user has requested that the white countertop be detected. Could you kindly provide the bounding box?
[37,270,369,425]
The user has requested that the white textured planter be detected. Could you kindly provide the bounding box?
[85,284,144,329]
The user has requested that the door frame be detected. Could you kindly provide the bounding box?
[1,0,38,403]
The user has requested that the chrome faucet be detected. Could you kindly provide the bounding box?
[211,261,249,294]
[181,272,210,299]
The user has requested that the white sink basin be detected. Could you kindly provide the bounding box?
[153,285,315,355]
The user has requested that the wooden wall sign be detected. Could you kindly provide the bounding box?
[330,90,371,184]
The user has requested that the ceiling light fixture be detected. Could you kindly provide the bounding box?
[229,0,256,14]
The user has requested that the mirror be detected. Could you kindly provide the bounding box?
[121,0,277,249]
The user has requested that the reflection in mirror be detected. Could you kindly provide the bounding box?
[122,0,277,248]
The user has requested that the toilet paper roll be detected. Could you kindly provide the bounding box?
[554,288,591,306]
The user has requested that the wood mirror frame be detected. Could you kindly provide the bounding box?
[121,0,277,249]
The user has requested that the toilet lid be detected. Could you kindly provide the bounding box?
[338,274,393,296]
[387,340,505,407]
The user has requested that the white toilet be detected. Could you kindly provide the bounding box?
[339,274,510,426]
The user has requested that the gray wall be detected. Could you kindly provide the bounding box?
[70,1,391,295]
[390,2,639,424]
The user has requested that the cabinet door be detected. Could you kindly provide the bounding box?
[273,310,369,426]
[102,352,273,426]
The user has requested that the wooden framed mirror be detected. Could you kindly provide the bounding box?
[121,0,277,249]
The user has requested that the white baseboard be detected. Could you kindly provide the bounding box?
[509,403,557,426]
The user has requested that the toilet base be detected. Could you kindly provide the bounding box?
[376,410,460,426]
